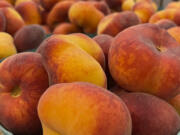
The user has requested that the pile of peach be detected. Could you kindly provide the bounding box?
[0,0,180,135]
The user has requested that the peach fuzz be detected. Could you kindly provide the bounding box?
[167,26,180,45]
[155,19,177,29]
[69,1,105,34]
[109,23,180,100]
[47,1,74,29]
[53,23,81,34]
[38,82,132,135]
[149,9,180,25]
[37,35,107,88]
[15,1,42,25]
[0,7,25,35]
[118,92,180,135]
[97,11,140,36]
[0,32,16,59]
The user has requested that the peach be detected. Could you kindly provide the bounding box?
[15,1,42,25]
[4,0,14,5]
[38,82,132,135]
[97,11,140,36]
[0,32,16,59]
[89,1,110,15]
[53,22,81,34]
[69,1,105,34]
[0,11,6,32]
[167,26,180,44]
[155,19,177,29]
[109,23,180,100]
[0,52,49,135]
[47,1,74,29]
[105,0,123,10]
[41,25,51,34]
[118,92,180,135]
[149,9,180,25]
[37,34,107,87]
[0,0,12,8]
[0,7,25,35]
[166,1,180,10]
[15,0,31,6]
[170,94,180,115]
[133,1,156,23]
[121,0,135,11]
[40,0,61,10]
[14,24,46,52]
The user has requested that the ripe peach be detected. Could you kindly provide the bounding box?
[14,24,46,52]
[97,11,140,36]
[167,26,180,44]
[155,19,177,29]
[38,82,132,135]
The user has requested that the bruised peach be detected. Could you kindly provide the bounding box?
[0,7,25,35]
[69,1,105,34]
[155,19,177,29]
[97,11,140,36]
[38,82,132,135]
[15,1,42,25]
[14,24,46,52]
[53,22,81,34]
[167,26,180,44]
[47,1,74,29]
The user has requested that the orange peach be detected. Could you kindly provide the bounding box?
[166,1,180,10]
[149,9,180,25]
[170,94,180,115]
[69,1,105,34]
[121,0,135,11]
[38,82,132,135]
[53,22,81,34]
[14,24,46,52]
[47,1,74,29]
[0,7,25,35]
[155,19,177,29]
[15,1,42,25]
[97,11,140,36]
[118,92,180,135]
[167,26,180,44]
[37,34,107,87]
[0,11,6,32]
[109,23,180,100]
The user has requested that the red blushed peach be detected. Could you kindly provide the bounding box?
[89,1,110,15]
[149,9,180,25]
[133,1,156,23]
[15,1,42,25]
[38,82,132,135]
[155,19,177,29]
[47,1,74,29]
[0,11,6,32]
[166,1,180,10]
[97,11,140,36]
[170,94,180,115]
[0,52,49,135]
[0,0,12,8]
[14,24,46,52]
[0,7,25,35]
[53,22,82,34]
[69,1,105,34]
[109,23,180,100]
[118,92,180,135]
[167,26,180,44]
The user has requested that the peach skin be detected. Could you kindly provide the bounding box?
[0,52,49,135]
[170,94,180,115]
[0,7,25,35]
[97,11,140,36]
[118,92,180,135]
[109,23,180,100]
[47,1,74,29]
[0,32,16,59]
[38,82,132,135]
[155,19,177,29]
[167,26,180,44]
[15,1,42,25]
[149,9,180,25]
[69,1,105,34]
[37,35,107,88]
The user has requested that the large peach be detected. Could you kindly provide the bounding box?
[69,1,105,34]
[14,24,46,52]
[15,1,42,25]
[167,26,180,44]
[97,11,140,36]
[38,82,132,135]
[0,52,49,135]
[170,94,180,115]
[118,92,180,135]
[37,35,107,87]
[109,23,180,100]
[155,19,177,29]
[47,1,74,29]
[0,7,25,35]
[0,32,16,59]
